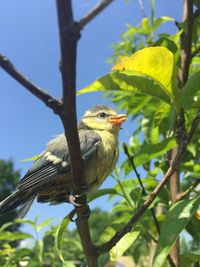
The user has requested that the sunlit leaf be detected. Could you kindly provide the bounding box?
[0,231,33,241]
[21,154,41,162]
[78,70,170,104]
[141,17,151,35]
[100,226,116,243]
[153,195,200,267]
[37,218,53,232]
[112,47,174,97]
[152,16,174,31]
[132,137,176,167]
[55,216,70,264]
[110,231,140,261]
[152,37,179,62]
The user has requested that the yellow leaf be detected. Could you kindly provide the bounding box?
[112,47,174,96]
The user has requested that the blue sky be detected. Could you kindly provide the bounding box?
[0,1,182,228]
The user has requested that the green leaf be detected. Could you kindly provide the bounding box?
[37,218,53,232]
[0,220,21,232]
[88,188,118,202]
[78,70,171,104]
[152,195,200,267]
[133,137,176,167]
[0,231,33,241]
[55,216,70,264]
[152,16,174,31]
[180,251,200,267]
[141,17,151,35]
[21,154,41,162]
[152,38,178,57]
[109,231,140,261]
[179,71,200,108]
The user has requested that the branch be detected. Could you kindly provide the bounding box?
[56,0,84,195]
[79,0,114,28]
[0,54,62,113]
[97,108,200,255]
[178,0,194,87]
[56,1,97,266]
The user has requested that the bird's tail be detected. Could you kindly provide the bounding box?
[0,190,35,218]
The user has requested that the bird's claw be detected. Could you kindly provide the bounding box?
[68,195,81,207]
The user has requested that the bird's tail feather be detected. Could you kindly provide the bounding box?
[0,190,35,218]
[18,197,35,218]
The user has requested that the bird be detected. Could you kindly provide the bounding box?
[0,105,127,218]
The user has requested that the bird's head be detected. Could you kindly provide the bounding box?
[79,105,127,133]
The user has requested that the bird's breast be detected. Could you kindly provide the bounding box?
[85,131,118,193]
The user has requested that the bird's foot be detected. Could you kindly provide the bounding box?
[68,195,81,207]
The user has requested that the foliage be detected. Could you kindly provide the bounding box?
[0,160,20,234]
[1,1,200,267]
[78,1,200,266]
[0,209,116,266]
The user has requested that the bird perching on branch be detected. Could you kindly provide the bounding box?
[0,105,127,217]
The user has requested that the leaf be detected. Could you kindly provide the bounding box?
[0,220,21,232]
[152,38,179,59]
[78,70,170,104]
[100,226,116,243]
[78,47,177,104]
[152,195,200,267]
[55,216,70,264]
[0,231,33,241]
[133,137,176,167]
[88,188,118,202]
[21,154,41,162]
[109,231,140,261]
[180,251,200,267]
[37,218,53,232]
[179,71,200,108]
[152,16,174,31]
[141,17,151,35]
[112,47,174,97]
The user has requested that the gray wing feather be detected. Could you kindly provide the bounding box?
[17,130,101,191]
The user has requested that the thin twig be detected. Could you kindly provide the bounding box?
[137,0,146,18]
[97,108,200,255]
[176,179,200,202]
[122,143,160,234]
[0,54,62,113]
[79,0,114,28]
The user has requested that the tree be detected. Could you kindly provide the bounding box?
[1,0,200,266]
[0,160,20,230]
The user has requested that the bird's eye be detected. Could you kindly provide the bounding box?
[99,112,107,118]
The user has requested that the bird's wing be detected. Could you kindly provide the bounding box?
[17,131,102,191]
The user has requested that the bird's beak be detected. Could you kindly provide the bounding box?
[109,114,127,125]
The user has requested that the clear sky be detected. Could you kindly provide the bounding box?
[0,0,182,229]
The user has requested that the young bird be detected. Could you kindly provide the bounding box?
[0,105,127,217]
